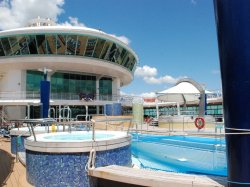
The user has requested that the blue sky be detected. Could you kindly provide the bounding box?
[0,0,221,96]
[61,0,221,96]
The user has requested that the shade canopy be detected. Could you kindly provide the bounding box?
[157,79,210,105]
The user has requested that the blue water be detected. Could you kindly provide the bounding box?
[131,133,227,176]
[44,133,114,141]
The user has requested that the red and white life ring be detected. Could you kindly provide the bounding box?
[195,117,205,129]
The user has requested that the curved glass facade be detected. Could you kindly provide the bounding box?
[0,33,137,72]
[26,70,113,100]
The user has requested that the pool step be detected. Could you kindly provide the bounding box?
[89,165,225,187]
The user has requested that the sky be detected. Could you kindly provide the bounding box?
[0,0,221,97]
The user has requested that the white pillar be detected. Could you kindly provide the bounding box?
[96,78,100,100]
[27,104,30,119]
[85,105,89,120]
[177,102,180,116]
[112,78,120,101]
[156,100,159,119]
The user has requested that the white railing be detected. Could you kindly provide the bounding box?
[0,91,40,100]
[0,91,135,102]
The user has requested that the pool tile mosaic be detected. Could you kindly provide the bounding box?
[11,135,26,154]
[26,145,131,187]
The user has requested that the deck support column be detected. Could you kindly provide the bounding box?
[214,1,250,186]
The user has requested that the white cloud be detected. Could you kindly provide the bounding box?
[135,65,185,85]
[0,0,132,45]
[144,75,179,84]
[0,0,64,30]
[109,34,131,45]
[60,16,86,27]
[135,65,157,77]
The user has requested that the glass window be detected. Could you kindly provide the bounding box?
[114,46,124,65]
[100,41,112,60]
[129,57,136,71]
[51,72,96,96]
[84,37,97,57]
[46,35,57,54]
[19,36,30,55]
[120,50,128,63]
[1,38,12,56]
[99,77,112,96]
[66,35,77,55]
[93,39,105,58]
[9,36,20,55]
[26,70,43,92]
[122,53,131,68]
[51,74,57,93]
[26,35,38,54]
[57,35,66,55]
[0,41,5,56]
[36,35,46,54]
[76,36,88,56]
[108,43,118,62]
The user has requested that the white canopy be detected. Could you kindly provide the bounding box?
[158,82,200,94]
[157,79,211,105]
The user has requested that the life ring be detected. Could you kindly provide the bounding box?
[195,117,205,129]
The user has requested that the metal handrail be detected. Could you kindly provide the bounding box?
[11,118,56,141]
[90,117,133,141]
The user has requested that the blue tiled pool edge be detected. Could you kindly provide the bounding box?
[26,145,131,187]
[11,135,26,154]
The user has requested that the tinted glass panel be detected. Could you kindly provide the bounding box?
[9,36,21,55]
[57,35,66,55]
[93,39,105,58]
[26,35,38,54]
[99,77,112,96]
[36,35,46,54]
[100,41,112,59]
[1,38,12,55]
[51,72,96,95]
[19,36,30,55]
[0,41,5,56]
[121,50,128,63]
[84,37,97,57]
[76,36,88,56]
[115,46,124,65]
[26,70,43,92]
[46,35,57,54]
[66,35,77,55]
[122,53,131,67]
[108,43,118,62]
[0,34,136,72]
[129,57,136,71]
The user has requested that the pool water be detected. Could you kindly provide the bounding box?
[131,133,227,176]
[43,133,114,141]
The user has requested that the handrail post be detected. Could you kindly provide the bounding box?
[91,119,95,141]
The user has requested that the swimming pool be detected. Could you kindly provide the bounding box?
[42,131,115,141]
[131,133,227,176]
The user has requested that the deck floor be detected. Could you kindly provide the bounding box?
[0,137,33,187]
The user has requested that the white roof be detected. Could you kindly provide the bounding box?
[158,82,200,94]
[157,81,211,104]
